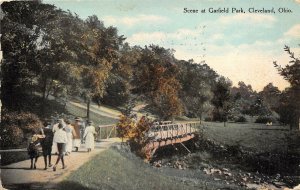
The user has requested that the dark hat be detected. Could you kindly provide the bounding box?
[75,117,82,121]
[87,120,93,125]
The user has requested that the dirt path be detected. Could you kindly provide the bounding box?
[1,138,120,189]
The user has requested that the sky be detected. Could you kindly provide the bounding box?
[27,0,300,90]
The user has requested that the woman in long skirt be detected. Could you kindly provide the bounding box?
[64,119,74,155]
[83,121,96,152]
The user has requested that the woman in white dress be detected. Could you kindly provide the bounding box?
[83,121,96,152]
[51,119,66,154]
[64,119,74,155]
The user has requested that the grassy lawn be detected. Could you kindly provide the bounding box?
[200,121,292,153]
[57,147,239,190]
[57,148,189,190]
[66,102,118,125]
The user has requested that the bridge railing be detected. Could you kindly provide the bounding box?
[146,122,200,142]
[95,121,201,141]
[96,125,117,141]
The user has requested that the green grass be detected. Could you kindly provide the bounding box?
[200,121,290,153]
[66,102,118,125]
[57,148,194,190]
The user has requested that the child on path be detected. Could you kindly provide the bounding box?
[27,133,44,169]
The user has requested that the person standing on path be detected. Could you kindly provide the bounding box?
[64,119,75,155]
[52,123,68,171]
[52,118,66,154]
[40,121,54,170]
[83,121,96,152]
[27,132,43,169]
[80,120,86,144]
[73,117,82,152]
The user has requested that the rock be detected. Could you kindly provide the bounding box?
[154,161,162,167]
[273,181,286,188]
[224,171,232,177]
[210,168,222,174]
[203,168,211,175]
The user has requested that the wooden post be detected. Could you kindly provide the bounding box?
[99,127,101,140]
[106,126,109,139]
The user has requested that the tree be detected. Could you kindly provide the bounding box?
[274,45,300,130]
[1,2,85,115]
[177,60,217,121]
[132,45,182,120]
[260,83,281,111]
[231,81,257,115]
[80,15,125,120]
[211,77,233,126]
[1,1,42,112]
[248,96,271,118]
[275,89,295,125]
[101,44,141,107]
[35,9,85,103]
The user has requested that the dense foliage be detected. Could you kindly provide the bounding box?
[274,46,300,129]
[116,115,152,144]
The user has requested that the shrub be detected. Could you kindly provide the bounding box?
[204,117,212,121]
[132,116,152,145]
[255,116,272,124]
[116,115,153,159]
[0,125,24,148]
[0,110,43,148]
[116,115,136,141]
[235,116,247,123]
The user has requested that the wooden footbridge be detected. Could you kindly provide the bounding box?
[96,121,200,159]
[144,121,200,158]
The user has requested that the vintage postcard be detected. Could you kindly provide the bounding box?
[0,0,300,189]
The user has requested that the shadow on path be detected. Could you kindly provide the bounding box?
[0,167,37,170]
[58,180,115,190]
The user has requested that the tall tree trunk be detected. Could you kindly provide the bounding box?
[87,99,90,121]
[41,77,49,115]
[42,77,48,100]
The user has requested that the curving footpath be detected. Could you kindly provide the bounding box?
[1,138,120,189]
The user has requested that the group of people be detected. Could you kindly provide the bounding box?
[27,116,97,171]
